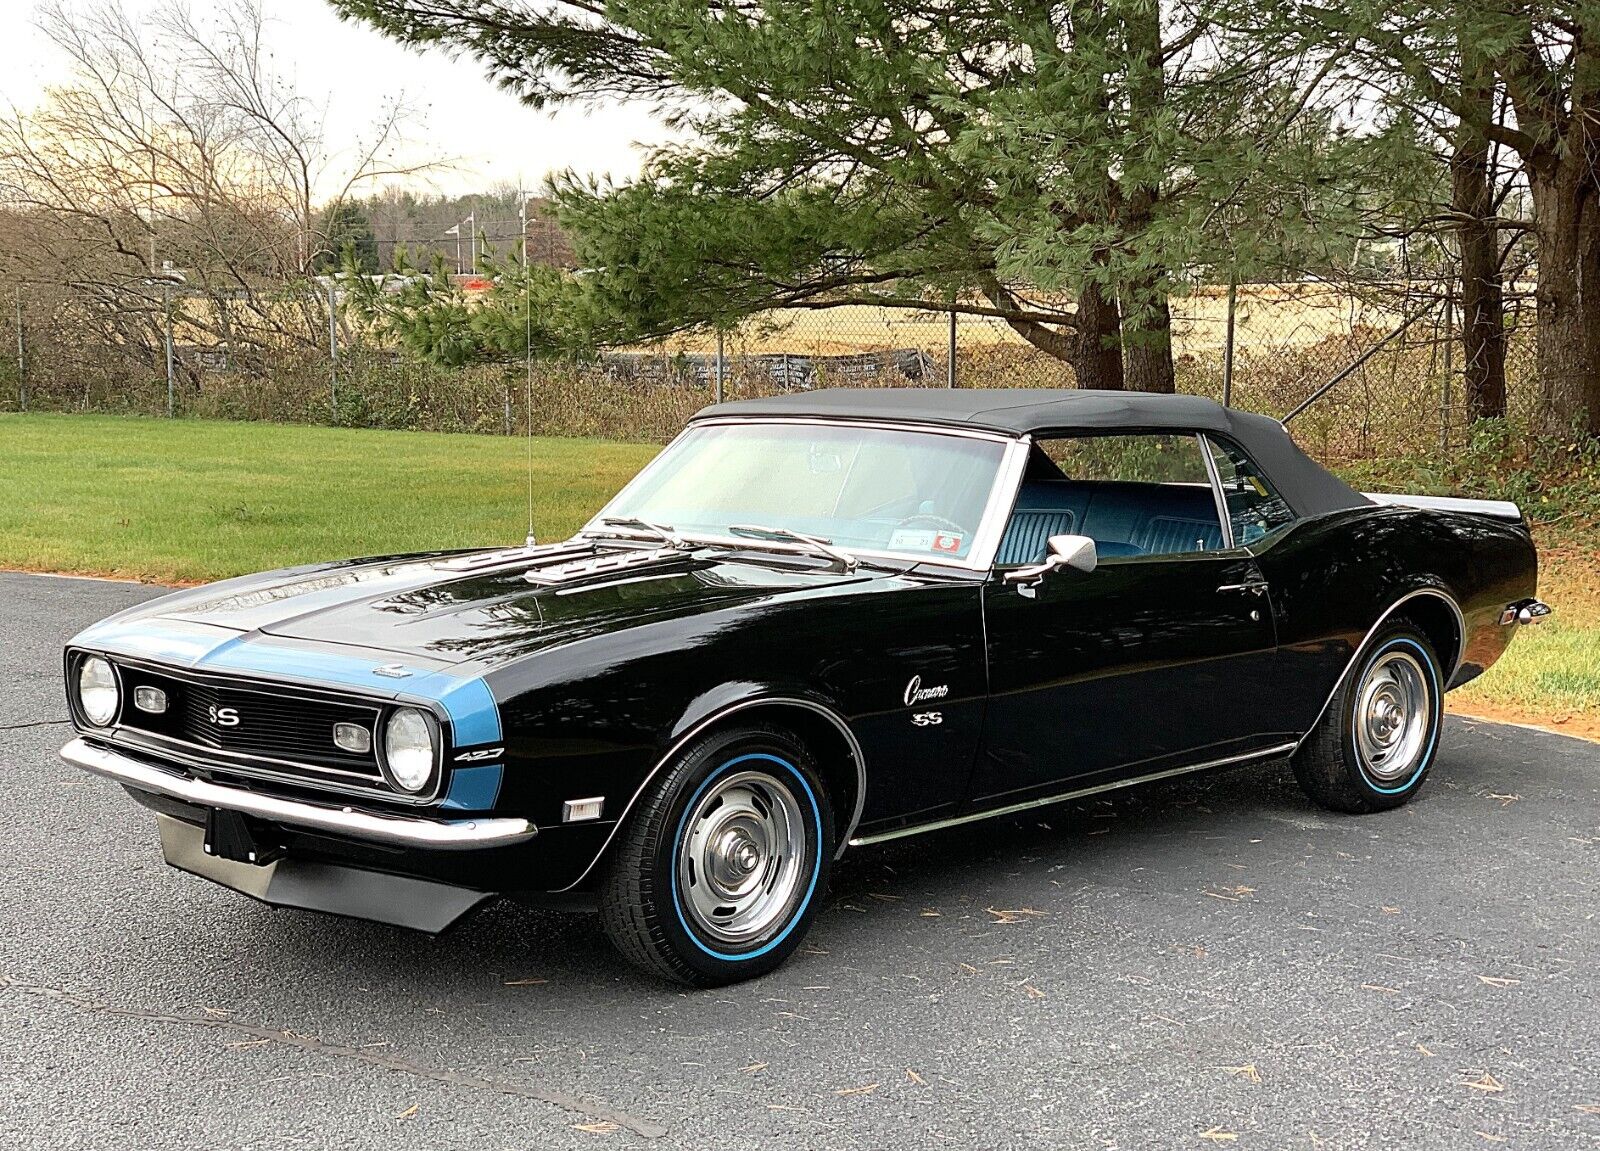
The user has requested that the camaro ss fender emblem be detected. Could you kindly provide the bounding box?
[207,705,241,727]
[904,675,949,706]
[454,747,504,763]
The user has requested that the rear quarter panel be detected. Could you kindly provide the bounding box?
[1254,505,1537,734]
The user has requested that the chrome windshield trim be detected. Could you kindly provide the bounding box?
[685,414,1020,443]
[1197,434,1238,550]
[60,738,534,850]
[848,742,1298,846]
[582,418,1031,574]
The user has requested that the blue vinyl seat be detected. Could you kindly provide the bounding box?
[996,480,1224,565]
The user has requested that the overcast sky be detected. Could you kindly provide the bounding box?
[0,0,670,198]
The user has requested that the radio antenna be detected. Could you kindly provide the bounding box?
[521,189,537,547]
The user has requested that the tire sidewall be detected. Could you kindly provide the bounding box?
[1340,629,1444,803]
[648,729,833,982]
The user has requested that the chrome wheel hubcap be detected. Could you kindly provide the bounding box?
[1354,650,1431,781]
[678,770,808,945]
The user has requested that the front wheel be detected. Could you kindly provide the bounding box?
[599,724,833,986]
[1291,626,1444,814]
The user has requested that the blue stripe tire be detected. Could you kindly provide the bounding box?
[598,723,834,987]
[1291,625,1444,814]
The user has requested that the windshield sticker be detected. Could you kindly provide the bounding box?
[888,529,936,551]
[888,529,964,554]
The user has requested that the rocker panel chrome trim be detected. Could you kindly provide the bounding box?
[847,742,1298,847]
[553,695,868,892]
[1291,587,1467,754]
[59,738,535,849]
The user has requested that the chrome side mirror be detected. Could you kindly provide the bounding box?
[1004,533,1097,591]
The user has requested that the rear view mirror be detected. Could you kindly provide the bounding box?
[1004,533,1097,589]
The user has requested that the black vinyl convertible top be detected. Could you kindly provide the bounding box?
[693,388,1371,518]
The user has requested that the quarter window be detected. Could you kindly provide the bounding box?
[1205,438,1297,544]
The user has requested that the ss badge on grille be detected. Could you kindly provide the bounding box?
[207,705,241,727]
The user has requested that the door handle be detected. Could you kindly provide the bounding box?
[1217,580,1269,596]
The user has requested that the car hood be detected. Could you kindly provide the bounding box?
[73,544,878,672]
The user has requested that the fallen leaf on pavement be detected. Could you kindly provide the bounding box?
[836,1083,879,1096]
[985,907,1047,924]
[1464,1073,1505,1094]
[1477,976,1521,988]
[572,1121,620,1134]
[394,1105,418,1120]
[907,1070,926,1086]
[1219,1063,1262,1083]
[1199,1127,1238,1142]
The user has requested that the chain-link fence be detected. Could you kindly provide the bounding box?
[0,277,1537,460]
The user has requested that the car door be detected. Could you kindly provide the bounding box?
[968,432,1283,805]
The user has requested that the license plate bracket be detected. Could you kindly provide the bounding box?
[203,808,282,866]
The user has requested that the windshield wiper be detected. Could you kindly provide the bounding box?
[727,524,860,573]
[593,516,689,549]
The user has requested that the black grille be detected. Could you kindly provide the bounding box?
[118,667,383,779]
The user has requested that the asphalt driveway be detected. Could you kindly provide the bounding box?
[2,571,1596,1149]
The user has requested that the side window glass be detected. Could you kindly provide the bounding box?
[1206,438,1297,545]
[997,434,1226,564]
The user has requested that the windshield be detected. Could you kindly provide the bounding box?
[594,422,1010,563]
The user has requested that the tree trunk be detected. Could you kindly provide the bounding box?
[1070,281,1126,390]
[1450,52,1506,421]
[987,278,1125,389]
[1117,0,1175,395]
[1122,290,1175,393]
[1529,167,1600,435]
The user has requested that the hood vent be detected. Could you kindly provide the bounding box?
[522,546,683,585]
[435,541,594,573]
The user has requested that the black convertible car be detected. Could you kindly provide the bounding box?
[61,389,1547,985]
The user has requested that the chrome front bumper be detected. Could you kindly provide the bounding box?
[60,737,536,850]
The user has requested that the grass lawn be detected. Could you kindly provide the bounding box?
[2,411,1593,740]
[0,413,658,584]
[1446,543,1600,741]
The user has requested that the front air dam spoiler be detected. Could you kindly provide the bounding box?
[156,814,491,933]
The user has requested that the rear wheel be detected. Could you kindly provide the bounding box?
[599,724,833,986]
[1291,626,1444,814]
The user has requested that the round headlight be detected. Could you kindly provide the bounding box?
[383,707,436,793]
[77,657,120,727]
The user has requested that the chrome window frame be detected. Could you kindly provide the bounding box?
[1198,431,1301,548]
[580,415,1033,574]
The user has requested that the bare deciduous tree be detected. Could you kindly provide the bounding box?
[0,0,433,380]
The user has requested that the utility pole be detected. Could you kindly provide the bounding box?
[14,285,25,413]
[164,283,175,418]
[1222,273,1238,408]
[328,279,339,419]
[947,308,957,388]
